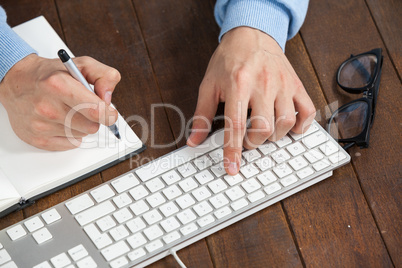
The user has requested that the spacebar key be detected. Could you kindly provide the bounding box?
[75,201,116,226]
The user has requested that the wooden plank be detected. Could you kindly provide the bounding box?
[367,0,402,77]
[300,0,401,265]
[132,0,303,266]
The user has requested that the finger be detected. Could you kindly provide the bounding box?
[223,91,249,175]
[30,136,82,151]
[30,119,88,138]
[244,96,274,150]
[74,56,121,105]
[292,93,316,133]
[270,95,296,141]
[187,80,219,147]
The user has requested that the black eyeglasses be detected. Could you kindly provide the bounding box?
[327,48,383,150]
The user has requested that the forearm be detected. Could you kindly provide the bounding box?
[0,6,36,82]
[214,0,309,51]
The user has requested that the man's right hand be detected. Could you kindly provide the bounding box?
[0,54,121,150]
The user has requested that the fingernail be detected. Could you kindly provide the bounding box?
[228,162,238,175]
[104,91,112,105]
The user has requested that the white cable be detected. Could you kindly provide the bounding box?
[170,249,187,268]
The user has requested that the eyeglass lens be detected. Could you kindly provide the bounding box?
[338,54,377,88]
[328,101,369,140]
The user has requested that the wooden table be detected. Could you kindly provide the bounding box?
[1,0,401,267]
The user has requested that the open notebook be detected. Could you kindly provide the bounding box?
[0,16,145,218]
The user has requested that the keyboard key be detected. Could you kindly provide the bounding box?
[160,217,181,233]
[84,224,112,249]
[231,198,248,211]
[302,130,328,148]
[257,170,277,186]
[192,186,212,201]
[264,182,282,195]
[129,185,149,200]
[224,174,243,186]
[159,201,180,217]
[128,248,146,261]
[75,200,116,226]
[297,167,314,179]
[208,178,228,194]
[288,156,308,171]
[209,193,229,209]
[41,208,61,225]
[112,192,132,208]
[145,239,164,253]
[304,149,324,163]
[240,164,259,178]
[0,249,11,265]
[248,190,265,203]
[275,135,292,147]
[143,210,163,225]
[90,184,115,203]
[24,216,44,232]
[127,233,147,249]
[273,163,293,178]
[1,261,17,268]
[126,217,146,234]
[286,141,306,156]
[210,163,226,177]
[111,173,139,193]
[146,192,166,208]
[329,152,347,164]
[319,141,339,156]
[130,200,149,216]
[254,157,274,171]
[163,185,182,200]
[177,209,197,225]
[68,244,88,262]
[241,178,261,193]
[110,256,128,268]
[209,148,224,163]
[258,142,277,155]
[214,206,232,219]
[113,207,133,224]
[76,256,97,268]
[176,194,195,209]
[101,241,130,262]
[194,170,214,185]
[289,123,319,140]
[161,170,181,185]
[242,149,262,162]
[146,177,165,193]
[193,155,213,170]
[271,149,291,163]
[65,194,94,215]
[50,253,71,268]
[6,224,27,241]
[179,177,198,192]
[109,225,130,241]
[32,227,52,244]
[193,201,213,217]
[313,159,331,171]
[163,231,181,244]
[225,186,245,201]
[143,225,164,241]
[96,215,116,232]
[33,261,52,268]
[197,214,215,227]
[280,175,298,187]
[177,162,197,178]
[180,223,198,235]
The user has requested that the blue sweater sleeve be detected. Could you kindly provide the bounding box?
[214,0,309,51]
[0,6,36,81]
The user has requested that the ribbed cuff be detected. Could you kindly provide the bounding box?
[216,0,290,51]
[0,22,36,81]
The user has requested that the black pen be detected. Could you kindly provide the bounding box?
[58,49,121,140]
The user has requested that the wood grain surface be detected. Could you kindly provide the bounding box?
[0,0,400,267]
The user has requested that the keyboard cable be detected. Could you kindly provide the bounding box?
[170,249,187,268]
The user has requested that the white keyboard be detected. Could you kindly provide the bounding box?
[0,121,350,268]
